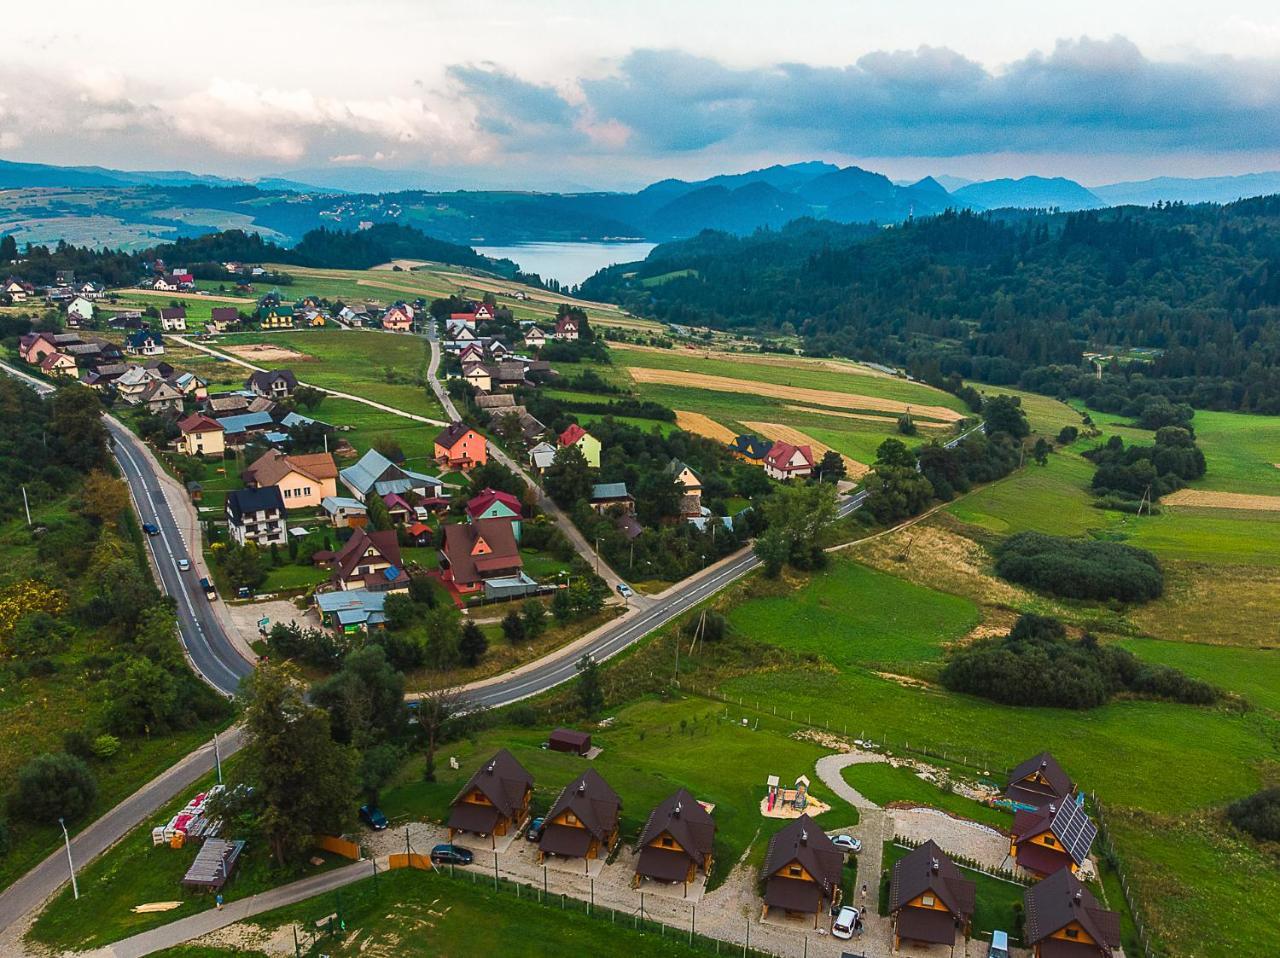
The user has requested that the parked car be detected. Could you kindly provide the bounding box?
[359,804,388,831]
[142,522,160,536]
[616,582,634,598]
[237,586,251,599]
[430,843,473,866]
[832,906,860,940]
[177,558,190,571]
[831,834,862,854]
[987,930,1010,958]
[525,817,546,842]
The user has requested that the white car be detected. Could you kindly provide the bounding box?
[831,833,862,854]
[832,906,860,940]
[616,582,634,598]
[177,558,190,571]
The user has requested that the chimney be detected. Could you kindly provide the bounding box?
[1049,803,1056,814]
[931,857,940,875]
[486,760,495,775]
[673,802,682,818]
[578,782,586,794]
[800,828,808,846]
[1073,890,1083,906]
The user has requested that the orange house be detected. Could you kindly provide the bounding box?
[434,422,487,470]
[538,769,621,869]
[1024,867,1121,958]
[446,750,534,847]
[1011,799,1097,877]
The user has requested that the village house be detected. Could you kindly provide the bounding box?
[327,526,410,593]
[19,331,72,364]
[462,362,493,393]
[339,448,448,504]
[434,422,487,471]
[169,371,208,402]
[66,296,95,326]
[558,423,601,468]
[447,750,535,847]
[242,449,339,509]
[466,488,523,540]
[214,410,276,446]
[245,369,299,399]
[590,482,634,515]
[529,441,557,473]
[258,304,296,329]
[81,362,129,390]
[554,314,580,340]
[320,496,369,529]
[77,281,105,300]
[39,352,79,379]
[205,393,251,416]
[139,379,185,415]
[493,360,528,390]
[1011,798,1098,878]
[730,434,773,463]
[763,441,814,481]
[667,459,703,515]
[473,303,495,321]
[1023,867,1121,958]
[125,330,165,356]
[3,277,34,301]
[759,814,843,925]
[523,326,547,349]
[315,589,388,635]
[439,517,524,594]
[159,306,187,332]
[380,492,415,525]
[1006,753,1075,810]
[207,307,239,332]
[115,365,163,404]
[225,487,287,548]
[633,788,716,894]
[538,769,622,868]
[456,341,485,364]
[177,413,225,458]
[889,839,975,951]
[381,303,414,332]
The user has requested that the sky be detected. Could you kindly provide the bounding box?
[3,1,1280,191]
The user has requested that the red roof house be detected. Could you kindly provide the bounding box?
[763,441,814,480]
[439,518,522,594]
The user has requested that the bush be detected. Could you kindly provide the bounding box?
[10,753,98,823]
[1227,788,1280,842]
[0,817,9,859]
[91,734,121,758]
[994,531,1163,602]
[507,705,539,728]
[62,729,96,760]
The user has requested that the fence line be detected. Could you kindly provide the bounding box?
[1091,793,1157,958]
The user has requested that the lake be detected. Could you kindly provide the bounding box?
[475,241,657,288]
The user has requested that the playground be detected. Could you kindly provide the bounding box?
[760,774,831,819]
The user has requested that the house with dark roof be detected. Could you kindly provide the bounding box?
[434,423,487,470]
[440,518,523,594]
[759,814,843,924]
[328,527,410,593]
[1011,799,1097,878]
[554,315,580,340]
[763,441,814,480]
[1006,753,1075,810]
[159,306,187,332]
[139,379,185,415]
[634,788,716,893]
[225,487,287,547]
[524,326,547,349]
[245,369,298,399]
[538,769,621,867]
[125,330,165,356]
[243,450,338,509]
[447,750,535,847]
[889,839,975,950]
[1023,867,1121,958]
[208,306,240,331]
[730,434,773,462]
[590,482,634,515]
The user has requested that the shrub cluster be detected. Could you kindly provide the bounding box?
[994,531,1164,603]
[1227,788,1280,842]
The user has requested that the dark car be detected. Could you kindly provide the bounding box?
[430,843,473,866]
[359,804,388,831]
[524,817,545,842]
[142,522,160,536]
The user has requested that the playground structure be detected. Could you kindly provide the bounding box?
[760,773,831,820]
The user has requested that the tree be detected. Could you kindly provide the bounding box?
[365,494,393,532]
[78,471,130,527]
[982,395,1031,439]
[50,384,109,472]
[236,662,359,865]
[424,606,461,669]
[290,385,325,411]
[816,449,846,483]
[373,436,404,462]
[864,438,934,524]
[413,687,463,783]
[459,620,489,665]
[551,587,574,623]
[754,526,790,578]
[10,753,97,824]
[1057,426,1079,445]
[1033,438,1052,465]
[896,413,917,436]
[105,658,182,736]
[0,233,17,263]
[543,443,592,507]
[383,593,418,631]
[467,461,525,499]
[759,480,839,569]
[217,541,267,592]
[521,599,546,639]
[311,644,407,747]
[500,610,525,645]
[574,654,604,717]
[635,471,683,526]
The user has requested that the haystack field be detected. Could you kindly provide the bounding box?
[780,404,952,428]
[1162,489,1280,512]
[741,421,870,479]
[674,410,737,443]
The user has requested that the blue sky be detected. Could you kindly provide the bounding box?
[4,1,1280,189]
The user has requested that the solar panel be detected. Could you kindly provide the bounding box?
[1051,800,1097,865]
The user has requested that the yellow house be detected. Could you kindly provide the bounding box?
[242,449,338,509]
[1011,798,1096,878]
[889,839,975,950]
[558,423,601,468]
[258,304,296,329]
[176,413,226,458]
[446,750,534,847]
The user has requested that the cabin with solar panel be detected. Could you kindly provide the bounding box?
[446,749,534,848]
[1011,797,1098,878]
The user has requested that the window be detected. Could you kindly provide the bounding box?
[1043,836,1057,847]
[921,895,935,907]
[1065,928,1079,939]
[788,865,803,877]
[660,836,674,848]
[564,812,576,824]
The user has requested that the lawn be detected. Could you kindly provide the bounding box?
[1113,637,1280,712]
[841,762,1010,831]
[1183,410,1280,495]
[881,842,1027,941]
[379,696,859,888]
[946,451,1106,537]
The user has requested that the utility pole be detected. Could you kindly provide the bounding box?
[594,536,601,576]
[59,818,79,900]
[213,731,223,785]
[22,485,31,526]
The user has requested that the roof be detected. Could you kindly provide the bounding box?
[543,769,621,844]
[216,411,275,434]
[245,369,298,392]
[244,449,338,488]
[321,496,366,514]
[466,489,521,521]
[332,527,407,588]
[730,434,773,459]
[450,749,534,819]
[315,589,388,626]
[765,441,814,470]
[441,519,521,585]
[559,422,588,446]
[889,840,976,920]
[210,307,238,322]
[1024,867,1121,951]
[340,448,398,496]
[206,394,249,413]
[591,482,631,501]
[226,486,285,522]
[1013,799,1097,867]
[549,728,591,748]
[636,788,715,867]
[761,815,843,897]
[1006,752,1075,804]
[475,393,516,410]
[530,442,556,469]
[895,907,962,945]
[666,459,701,482]
[160,306,186,320]
[435,421,478,450]
[615,515,644,540]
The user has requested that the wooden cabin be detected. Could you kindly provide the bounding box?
[446,749,534,847]
[548,728,592,756]
[1006,752,1075,809]
[634,788,716,895]
[1024,867,1121,958]
[889,839,975,950]
[538,769,621,868]
[1011,799,1097,877]
[759,814,843,926]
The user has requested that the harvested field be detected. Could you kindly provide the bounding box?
[223,343,313,363]
[740,421,869,478]
[780,403,952,428]
[115,288,255,304]
[674,409,736,443]
[627,367,965,421]
[611,342,897,378]
[1162,489,1280,511]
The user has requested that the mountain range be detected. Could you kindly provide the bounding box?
[3,157,1280,251]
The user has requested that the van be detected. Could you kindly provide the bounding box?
[988,930,1010,958]
[199,577,216,599]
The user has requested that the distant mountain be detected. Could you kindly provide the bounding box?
[953,176,1103,212]
[0,158,255,191]
[1091,172,1280,207]
[646,182,812,237]
[932,174,976,193]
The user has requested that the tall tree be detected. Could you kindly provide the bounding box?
[311,644,407,748]
[543,443,592,507]
[50,384,109,472]
[574,654,604,717]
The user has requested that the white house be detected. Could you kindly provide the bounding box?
[66,296,95,325]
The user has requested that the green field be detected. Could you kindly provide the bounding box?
[841,762,1009,830]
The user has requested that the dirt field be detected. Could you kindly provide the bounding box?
[740,421,870,479]
[627,367,965,421]
[115,288,255,304]
[611,341,897,378]
[780,404,952,428]
[674,409,737,443]
[223,343,313,363]
[1162,489,1280,511]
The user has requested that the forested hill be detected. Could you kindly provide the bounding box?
[580,198,1280,414]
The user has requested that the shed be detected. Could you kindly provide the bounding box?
[181,839,245,892]
[548,728,592,756]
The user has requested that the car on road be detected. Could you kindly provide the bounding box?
[616,582,634,598]
[524,816,545,841]
[987,930,1010,958]
[831,834,862,854]
[430,843,473,865]
[831,906,860,940]
[199,577,216,599]
[177,558,190,571]
[142,522,160,536]
[359,804,388,831]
